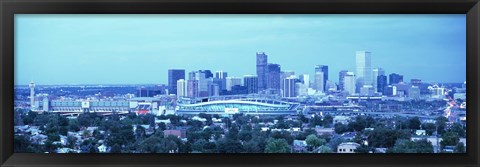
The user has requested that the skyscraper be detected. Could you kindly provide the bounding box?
[226,77,242,91]
[244,75,258,94]
[168,69,185,95]
[377,75,387,94]
[187,80,199,98]
[355,51,372,92]
[314,72,324,93]
[176,79,186,97]
[283,76,297,97]
[256,52,268,92]
[372,68,385,92]
[203,70,213,79]
[280,71,295,93]
[315,65,328,91]
[267,63,281,92]
[193,71,209,97]
[215,71,228,79]
[389,73,404,85]
[338,70,348,91]
[344,72,356,95]
[299,74,310,88]
[29,81,35,110]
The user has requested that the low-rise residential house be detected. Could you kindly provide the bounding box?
[293,140,307,153]
[30,134,47,145]
[98,144,109,153]
[315,127,335,136]
[337,142,360,153]
[164,129,187,138]
[374,148,387,153]
[415,130,426,136]
[340,132,356,140]
[333,116,351,125]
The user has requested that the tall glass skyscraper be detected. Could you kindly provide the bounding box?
[168,69,185,95]
[267,63,281,92]
[256,52,268,92]
[372,68,385,92]
[244,75,258,94]
[355,51,372,92]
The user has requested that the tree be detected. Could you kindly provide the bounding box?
[243,140,263,153]
[334,123,349,134]
[368,128,411,148]
[327,135,345,152]
[306,134,325,151]
[435,116,449,135]
[316,145,333,153]
[322,115,333,128]
[67,135,77,148]
[407,117,421,130]
[449,123,465,138]
[68,119,80,132]
[110,144,122,153]
[441,131,460,148]
[454,142,466,153]
[264,138,290,153]
[191,139,208,153]
[421,123,436,136]
[388,139,433,153]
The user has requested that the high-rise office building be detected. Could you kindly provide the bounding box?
[168,69,185,95]
[256,52,268,92]
[389,73,404,85]
[315,65,328,91]
[226,77,242,91]
[299,74,310,88]
[215,71,228,91]
[267,63,281,91]
[410,79,422,87]
[244,75,258,94]
[176,79,186,97]
[338,70,348,91]
[29,81,35,110]
[314,72,324,93]
[372,68,385,92]
[187,80,199,98]
[377,75,387,94]
[355,51,372,92]
[192,71,209,97]
[203,70,213,79]
[215,71,228,79]
[344,72,356,95]
[283,76,297,97]
[280,71,295,93]
[208,83,220,96]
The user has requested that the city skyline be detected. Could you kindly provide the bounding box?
[15,14,466,85]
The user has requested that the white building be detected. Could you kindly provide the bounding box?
[337,142,360,153]
[299,74,310,89]
[176,79,186,97]
[344,72,356,95]
[356,51,373,90]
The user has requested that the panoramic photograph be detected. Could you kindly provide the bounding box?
[13,14,466,153]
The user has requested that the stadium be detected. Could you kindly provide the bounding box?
[176,97,300,115]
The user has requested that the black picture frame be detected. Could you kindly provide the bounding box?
[1,0,479,167]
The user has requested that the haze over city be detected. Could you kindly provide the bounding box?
[15,14,465,85]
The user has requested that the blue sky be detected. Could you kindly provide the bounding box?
[15,14,466,85]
